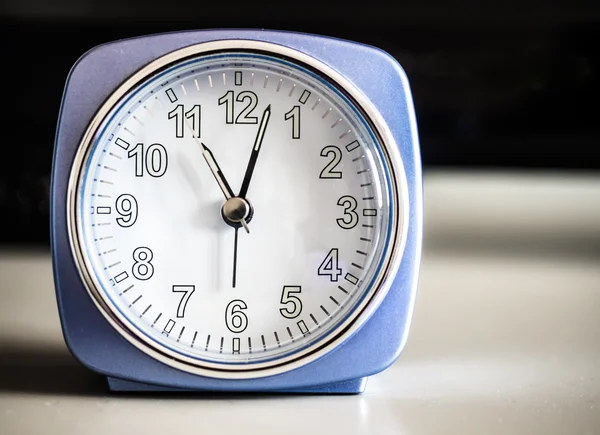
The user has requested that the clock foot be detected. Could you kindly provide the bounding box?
[278,377,368,394]
[106,376,368,394]
[107,377,187,392]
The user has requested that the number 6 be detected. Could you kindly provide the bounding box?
[225,299,248,333]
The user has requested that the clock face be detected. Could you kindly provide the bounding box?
[69,41,405,377]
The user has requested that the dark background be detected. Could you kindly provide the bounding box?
[1,0,599,246]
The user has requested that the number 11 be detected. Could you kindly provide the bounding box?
[168,104,201,138]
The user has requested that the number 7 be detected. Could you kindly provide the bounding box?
[172,285,195,318]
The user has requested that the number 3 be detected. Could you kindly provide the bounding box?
[336,195,359,229]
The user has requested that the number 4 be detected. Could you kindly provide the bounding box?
[318,248,342,282]
[172,285,195,318]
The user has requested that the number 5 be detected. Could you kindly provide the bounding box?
[279,286,302,319]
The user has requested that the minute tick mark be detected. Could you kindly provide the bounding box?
[140,304,152,318]
[120,284,134,295]
[310,313,319,326]
[330,118,342,128]
[151,313,162,327]
[128,295,142,307]
[339,129,352,139]
[286,327,295,342]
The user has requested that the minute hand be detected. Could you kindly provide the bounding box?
[238,105,271,198]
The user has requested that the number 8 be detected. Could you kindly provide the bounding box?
[132,247,154,280]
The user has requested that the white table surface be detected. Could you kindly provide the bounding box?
[1,171,599,434]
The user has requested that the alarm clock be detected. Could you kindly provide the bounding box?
[51,29,422,394]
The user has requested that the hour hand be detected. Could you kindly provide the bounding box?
[200,142,235,200]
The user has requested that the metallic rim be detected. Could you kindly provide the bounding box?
[67,39,410,379]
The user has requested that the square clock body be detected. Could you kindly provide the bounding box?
[51,30,422,394]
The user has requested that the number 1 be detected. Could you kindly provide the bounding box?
[284,105,301,139]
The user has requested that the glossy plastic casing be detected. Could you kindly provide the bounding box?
[51,29,422,393]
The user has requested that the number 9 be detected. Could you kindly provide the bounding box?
[115,194,138,227]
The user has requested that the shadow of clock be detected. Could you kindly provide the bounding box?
[0,344,108,396]
[0,343,363,399]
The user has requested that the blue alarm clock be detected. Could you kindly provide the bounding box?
[51,29,422,393]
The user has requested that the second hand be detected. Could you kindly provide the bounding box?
[232,227,239,288]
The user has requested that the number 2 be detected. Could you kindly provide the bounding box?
[319,146,342,178]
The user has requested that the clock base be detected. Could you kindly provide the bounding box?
[106,376,368,394]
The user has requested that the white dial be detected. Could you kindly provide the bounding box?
[70,41,404,375]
